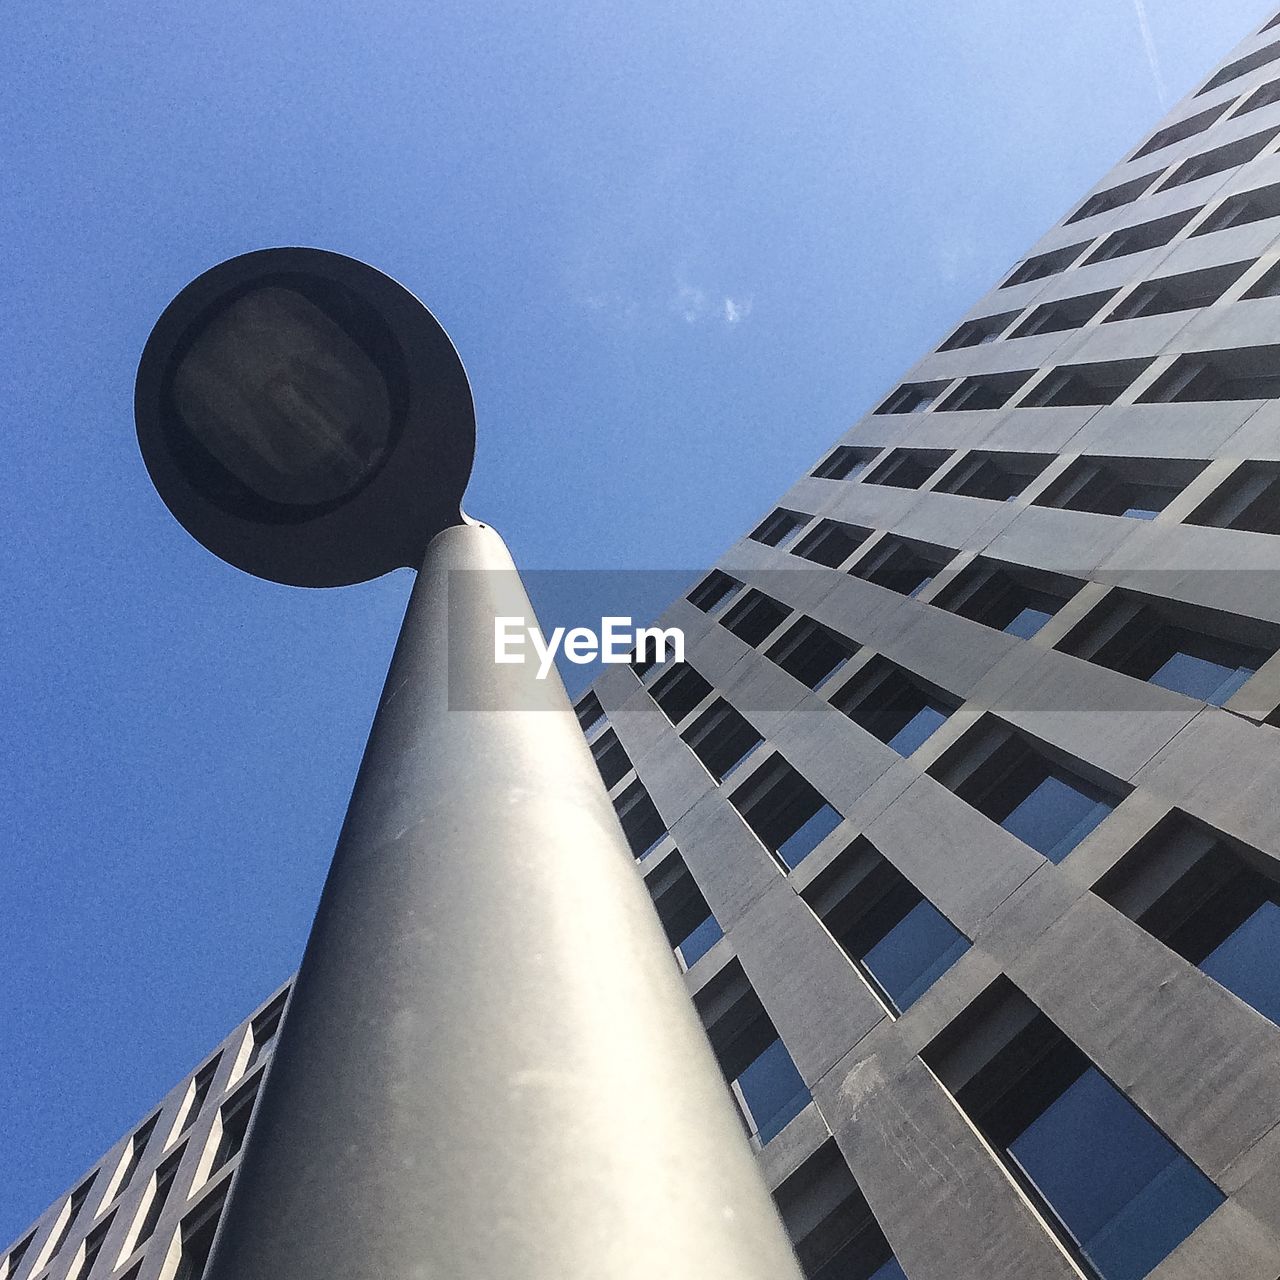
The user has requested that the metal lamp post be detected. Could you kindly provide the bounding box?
[134,248,805,1280]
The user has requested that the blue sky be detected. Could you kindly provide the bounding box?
[1,0,1275,1242]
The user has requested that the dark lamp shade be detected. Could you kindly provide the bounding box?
[171,285,392,507]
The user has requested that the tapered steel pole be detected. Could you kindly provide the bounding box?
[202,520,805,1280]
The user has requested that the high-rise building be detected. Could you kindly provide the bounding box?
[13,12,1280,1280]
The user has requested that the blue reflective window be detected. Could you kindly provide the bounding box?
[813,842,972,1016]
[813,1231,906,1280]
[731,756,844,871]
[1009,1068,1221,1280]
[863,901,969,1013]
[835,660,955,756]
[869,1260,907,1280]
[886,704,948,756]
[816,1245,907,1280]
[778,803,843,869]
[1200,900,1280,1025]
[677,913,723,969]
[1121,506,1160,520]
[814,656,851,690]
[1148,650,1255,704]
[737,1038,809,1144]
[1096,814,1280,1029]
[1004,605,1053,638]
[1001,775,1113,862]
[719,740,763,782]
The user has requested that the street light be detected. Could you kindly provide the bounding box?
[135,248,806,1280]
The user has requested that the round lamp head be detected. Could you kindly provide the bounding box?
[136,248,475,587]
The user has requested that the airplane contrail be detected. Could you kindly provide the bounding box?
[1132,0,1171,109]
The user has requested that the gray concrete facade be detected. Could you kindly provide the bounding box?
[13,12,1280,1280]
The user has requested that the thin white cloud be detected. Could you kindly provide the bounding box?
[1132,0,1170,109]
[582,278,751,328]
[675,282,709,324]
[670,278,751,326]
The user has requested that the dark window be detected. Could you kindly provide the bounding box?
[628,649,658,679]
[180,1057,220,1135]
[3,1233,35,1280]
[1059,590,1275,705]
[792,519,872,568]
[66,1216,113,1280]
[804,839,969,1014]
[645,852,724,970]
[650,663,713,724]
[774,1141,905,1280]
[852,537,955,599]
[1244,260,1280,299]
[1033,455,1206,519]
[1020,358,1152,408]
[1010,290,1118,337]
[1097,812,1280,1026]
[832,658,957,757]
[863,447,952,489]
[720,589,791,647]
[749,509,807,548]
[613,780,666,859]
[695,962,810,1144]
[812,446,878,480]
[174,1193,228,1280]
[875,381,949,414]
[1198,37,1280,94]
[930,718,1124,863]
[573,691,606,735]
[112,1115,159,1203]
[936,370,1034,411]
[247,998,285,1072]
[1105,261,1249,321]
[1084,210,1195,263]
[687,569,742,614]
[1193,180,1280,235]
[1188,459,1280,533]
[212,1079,260,1173]
[1002,242,1091,288]
[630,635,670,679]
[1235,77,1280,114]
[681,699,764,782]
[939,310,1018,350]
[134,1149,184,1249]
[47,1175,96,1262]
[590,728,632,789]
[766,617,859,690]
[1066,173,1160,223]
[730,755,843,870]
[925,980,1222,1280]
[1161,126,1280,188]
[1132,101,1230,158]
[1141,345,1280,402]
[935,451,1051,501]
[934,557,1084,639]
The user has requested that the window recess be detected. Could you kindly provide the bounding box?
[933,557,1084,639]
[1032,455,1206,519]
[1095,811,1280,1026]
[928,717,1125,863]
[923,979,1222,1280]
[1057,589,1276,705]
[803,838,969,1015]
